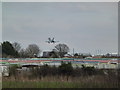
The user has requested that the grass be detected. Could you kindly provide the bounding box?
[2,80,118,88]
[2,75,119,88]
[3,81,84,88]
[2,63,119,88]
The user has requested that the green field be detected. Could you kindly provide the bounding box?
[2,81,118,88]
[3,81,86,88]
[2,75,118,88]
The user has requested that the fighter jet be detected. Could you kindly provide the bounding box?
[46,37,59,44]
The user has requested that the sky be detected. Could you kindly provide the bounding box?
[2,2,118,55]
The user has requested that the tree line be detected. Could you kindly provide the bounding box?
[0,41,70,58]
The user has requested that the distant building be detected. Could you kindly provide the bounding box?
[79,53,92,57]
[42,50,60,58]
[105,53,118,57]
[109,53,118,56]
[42,51,51,58]
[64,54,72,58]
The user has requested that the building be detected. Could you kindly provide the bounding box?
[109,53,118,57]
[42,50,60,58]
[42,51,51,58]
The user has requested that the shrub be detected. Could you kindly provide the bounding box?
[59,61,73,76]
[9,65,18,77]
[81,64,96,76]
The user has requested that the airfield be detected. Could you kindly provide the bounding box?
[0,58,119,69]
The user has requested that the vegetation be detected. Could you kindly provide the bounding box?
[1,41,71,58]
[25,44,41,57]
[12,42,21,53]
[2,77,118,88]
[1,41,42,58]
[2,61,119,88]
[1,40,119,88]
[54,44,70,58]
[2,41,19,58]
[1,41,119,58]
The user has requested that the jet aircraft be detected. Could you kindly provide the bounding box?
[46,37,59,44]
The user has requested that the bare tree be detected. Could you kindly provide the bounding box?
[54,44,69,58]
[25,44,41,57]
[12,42,21,52]
[19,49,27,58]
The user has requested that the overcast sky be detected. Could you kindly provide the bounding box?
[2,2,118,55]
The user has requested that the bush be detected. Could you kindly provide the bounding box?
[9,65,18,77]
[81,64,96,76]
[59,61,73,76]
